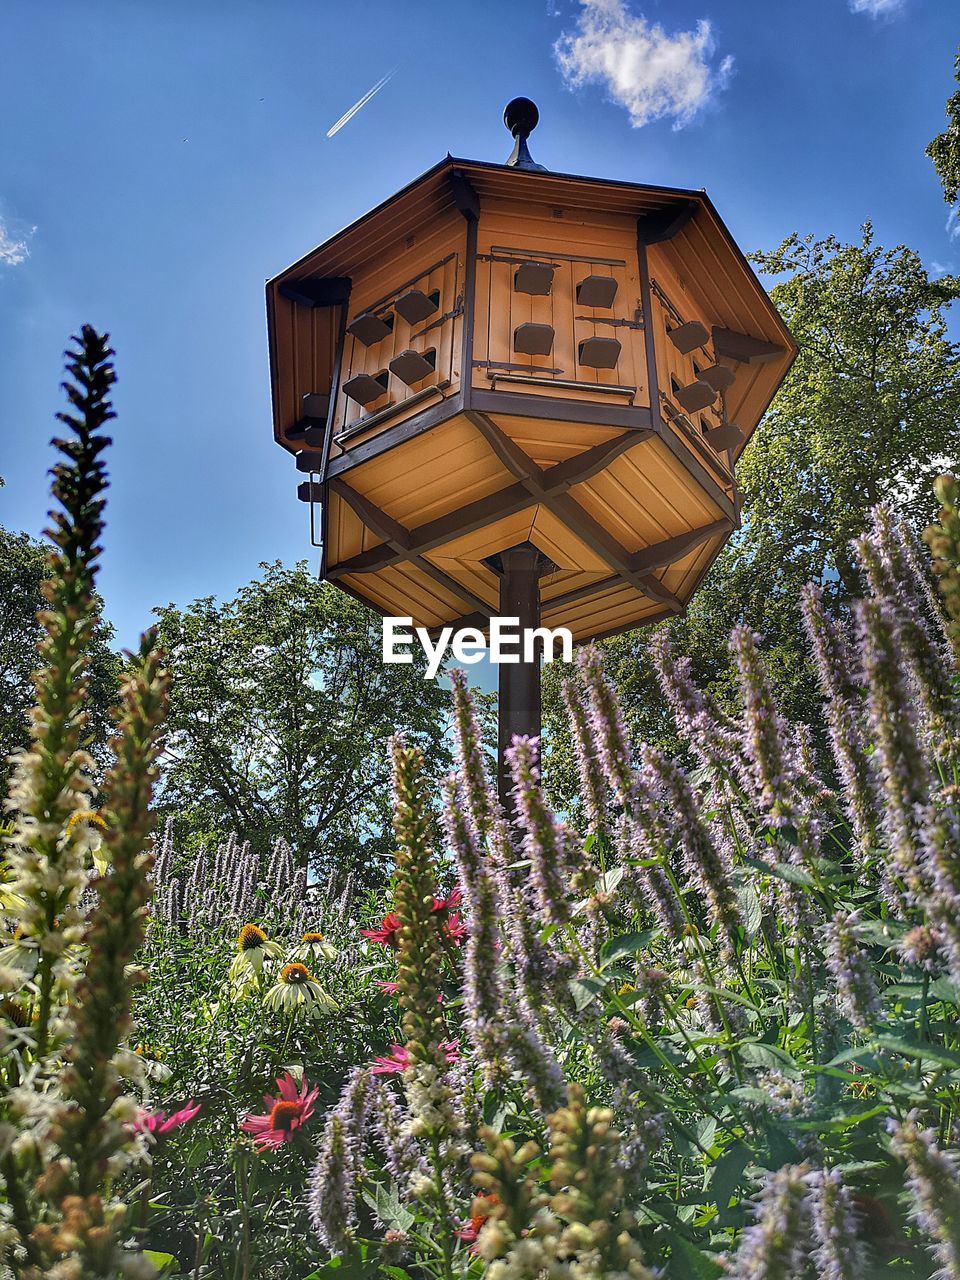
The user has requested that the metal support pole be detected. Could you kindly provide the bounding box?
[497,544,543,805]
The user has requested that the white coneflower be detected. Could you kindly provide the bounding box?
[228,923,283,982]
[293,931,339,964]
[264,962,337,1017]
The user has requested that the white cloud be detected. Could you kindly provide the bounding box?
[849,0,905,16]
[949,209,960,242]
[553,0,734,130]
[0,216,30,267]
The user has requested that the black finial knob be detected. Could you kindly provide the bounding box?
[503,97,546,172]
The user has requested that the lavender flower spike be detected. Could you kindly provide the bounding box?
[561,674,608,834]
[575,644,636,806]
[505,736,575,927]
[807,1167,867,1280]
[855,598,932,905]
[726,1163,811,1280]
[449,667,496,839]
[801,583,878,856]
[642,746,743,944]
[309,1114,357,1255]
[824,910,881,1034]
[889,1113,960,1280]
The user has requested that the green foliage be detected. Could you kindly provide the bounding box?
[0,513,119,800]
[132,907,392,1280]
[291,503,960,1280]
[927,48,960,206]
[152,564,451,881]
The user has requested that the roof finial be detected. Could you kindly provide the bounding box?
[503,97,547,172]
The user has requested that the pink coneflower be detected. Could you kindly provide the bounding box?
[241,1072,319,1150]
[433,886,462,913]
[444,911,467,946]
[370,1040,459,1075]
[360,913,402,948]
[137,1100,201,1136]
[371,1034,460,1075]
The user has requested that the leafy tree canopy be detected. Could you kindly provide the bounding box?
[153,561,451,881]
[927,47,960,205]
[545,226,960,810]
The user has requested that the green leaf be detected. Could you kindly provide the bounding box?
[363,1181,415,1232]
[710,1140,751,1210]
[735,880,763,938]
[599,930,656,969]
[742,857,816,889]
[143,1253,179,1278]
[876,1035,960,1068]
[568,976,605,1012]
[663,1231,725,1279]
[739,1041,798,1071]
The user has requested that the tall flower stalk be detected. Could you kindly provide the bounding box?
[1,328,169,1280]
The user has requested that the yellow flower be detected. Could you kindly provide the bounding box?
[264,962,337,1018]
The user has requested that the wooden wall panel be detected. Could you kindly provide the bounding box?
[330,209,465,445]
[473,198,648,409]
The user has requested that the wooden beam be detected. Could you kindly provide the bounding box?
[325,393,463,480]
[471,388,652,432]
[548,491,682,610]
[279,277,352,308]
[450,169,480,222]
[327,429,650,577]
[330,479,492,618]
[543,428,653,491]
[637,201,699,246]
[325,420,716,619]
[713,326,786,366]
[631,519,732,572]
[654,423,737,524]
[328,480,535,576]
[465,412,682,613]
[542,575,622,612]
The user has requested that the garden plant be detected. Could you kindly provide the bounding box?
[3,330,960,1280]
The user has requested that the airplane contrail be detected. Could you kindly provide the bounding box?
[326,69,397,138]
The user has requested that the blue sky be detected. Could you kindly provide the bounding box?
[1,0,957,650]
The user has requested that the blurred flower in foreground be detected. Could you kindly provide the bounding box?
[242,1073,319,1151]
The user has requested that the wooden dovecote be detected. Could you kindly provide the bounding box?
[266,105,795,645]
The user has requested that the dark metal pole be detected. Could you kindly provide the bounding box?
[498,544,542,805]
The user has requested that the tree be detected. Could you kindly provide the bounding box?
[927,47,960,206]
[153,561,451,881]
[545,226,960,808]
[0,507,118,797]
